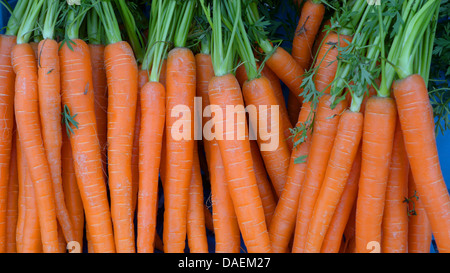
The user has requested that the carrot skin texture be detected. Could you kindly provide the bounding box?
[304,110,363,253]
[59,39,115,253]
[5,135,18,252]
[137,81,165,253]
[408,172,432,253]
[393,74,450,253]
[242,77,291,197]
[292,95,348,253]
[38,39,75,243]
[163,47,196,253]
[22,168,42,253]
[292,0,325,70]
[0,34,16,253]
[208,74,271,253]
[12,43,59,253]
[381,123,409,253]
[15,135,25,253]
[355,96,397,253]
[321,148,361,253]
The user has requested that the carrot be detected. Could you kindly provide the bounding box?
[61,129,84,249]
[291,94,348,253]
[268,102,312,253]
[187,142,209,253]
[250,140,277,227]
[304,110,363,253]
[204,205,214,233]
[15,136,25,253]
[321,148,362,253]
[5,135,18,253]
[136,79,165,253]
[0,33,17,254]
[287,92,302,126]
[38,37,75,243]
[407,171,432,253]
[343,204,357,253]
[393,74,450,252]
[312,19,331,60]
[242,76,291,197]
[381,123,409,253]
[291,0,325,70]
[59,34,115,252]
[355,96,397,253]
[21,166,42,253]
[195,52,240,253]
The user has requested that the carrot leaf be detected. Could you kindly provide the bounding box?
[61,105,79,137]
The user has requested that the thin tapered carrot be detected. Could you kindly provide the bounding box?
[57,224,66,253]
[13,42,59,253]
[61,129,84,249]
[88,44,108,178]
[268,102,312,253]
[292,94,348,253]
[314,32,352,94]
[104,40,139,252]
[5,135,18,253]
[15,135,25,253]
[381,123,409,253]
[242,76,291,197]
[407,171,432,253]
[137,80,165,253]
[164,47,196,253]
[355,96,397,253]
[393,74,450,252]
[37,38,74,243]
[292,0,325,70]
[304,110,363,253]
[59,38,115,253]
[321,148,362,253]
[204,205,214,233]
[0,34,16,253]
[250,140,277,227]
[132,70,149,214]
[287,92,302,126]
[195,53,240,253]
[187,142,209,253]
[208,74,271,253]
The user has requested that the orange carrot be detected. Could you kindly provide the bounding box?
[321,148,362,253]
[60,38,115,253]
[21,167,42,253]
[5,135,18,253]
[137,80,165,253]
[204,205,214,233]
[312,20,331,60]
[304,110,363,253]
[381,123,409,253]
[287,92,302,126]
[268,102,312,253]
[292,0,325,70]
[0,34,16,253]
[355,96,397,253]
[292,95,348,253]
[407,171,432,253]
[393,74,450,252]
[15,135,25,253]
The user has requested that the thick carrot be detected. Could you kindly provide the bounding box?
[61,130,84,249]
[196,53,240,253]
[12,43,59,253]
[381,123,409,253]
[291,0,325,70]
[187,142,209,253]
[304,110,363,253]
[163,47,196,253]
[137,80,165,253]
[268,102,312,253]
[321,148,362,253]
[37,38,74,243]
[5,135,18,253]
[0,34,16,253]
[242,76,291,197]
[208,73,271,253]
[292,94,348,253]
[393,74,450,252]
[88,44,108,178]
[104,41,139,252]
[407,171,432,253]
[313,32,352,94]
[355,96,397,253]
[250,140,277,227]
[59,38,115,253]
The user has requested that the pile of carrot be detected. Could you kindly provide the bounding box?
[0,0,448,253]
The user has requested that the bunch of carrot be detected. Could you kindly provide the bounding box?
[0,0,448,254]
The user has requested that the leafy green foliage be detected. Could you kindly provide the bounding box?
[61,104,79,137]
